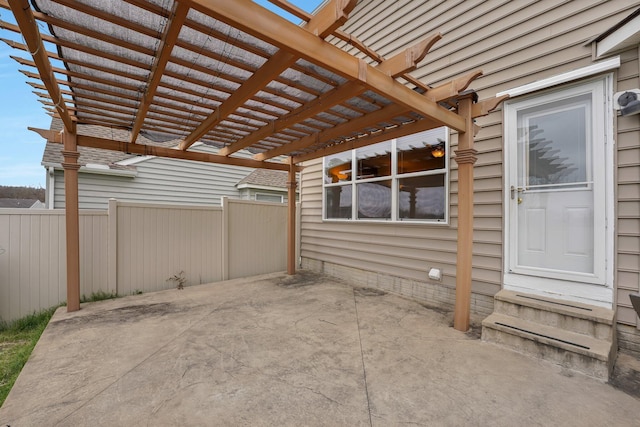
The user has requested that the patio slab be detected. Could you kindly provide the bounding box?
[1,271,638,426]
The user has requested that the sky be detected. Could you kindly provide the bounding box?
[0,0,323,188]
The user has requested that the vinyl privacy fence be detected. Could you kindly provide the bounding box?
[0,198,288,322]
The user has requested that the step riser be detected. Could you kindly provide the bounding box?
[494,300,613,340]
[482,326,611,380]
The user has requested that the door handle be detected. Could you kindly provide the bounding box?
[510,186,524,201]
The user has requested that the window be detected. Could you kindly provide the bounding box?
[255,193,284,203]
[323,127,449,223]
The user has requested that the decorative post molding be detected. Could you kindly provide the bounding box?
[62,129,81,312]
[287,161,298,275]
[453,93,477,332]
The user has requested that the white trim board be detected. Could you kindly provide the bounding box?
[596,13,640,58]
[497,57,620,98]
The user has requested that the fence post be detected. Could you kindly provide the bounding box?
[108,198,118,295]
[221,197,229,280]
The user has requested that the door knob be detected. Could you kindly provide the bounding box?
[518,197,523,204]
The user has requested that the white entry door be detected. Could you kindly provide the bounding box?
[504,78,612,305]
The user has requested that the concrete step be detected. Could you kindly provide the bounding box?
[482,312,614,380]
[493,289,614,340]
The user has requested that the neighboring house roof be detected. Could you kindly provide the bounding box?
[237,169,289,190]
[0,198,43,208]
[41,118,181,173]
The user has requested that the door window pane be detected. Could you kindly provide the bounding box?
[519,94,590,187]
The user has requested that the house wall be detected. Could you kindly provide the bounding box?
[616,47,640,354]
[300,0,640,346]
[53,147,254,210]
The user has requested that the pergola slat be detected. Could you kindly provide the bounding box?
[129,1,190,142]
[188,0,466,132]
[179,0,357,151]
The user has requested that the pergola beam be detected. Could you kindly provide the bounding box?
[236,34,440,160]
[7,0,74,131]
[179,0,357,151]
[129,1,190,143]
[189,0,466,132]
[30,128,302,172]
[262,71,483,161]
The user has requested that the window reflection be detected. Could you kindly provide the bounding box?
[357,180,391,219]
[356,141,391,179]
[397,129,446,174]
[324,152,351,184]
[325,185,352,219]
[398,175,445,220]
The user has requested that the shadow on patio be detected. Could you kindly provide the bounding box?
[1,271,638,426]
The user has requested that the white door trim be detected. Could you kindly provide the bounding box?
[502,74,615,308]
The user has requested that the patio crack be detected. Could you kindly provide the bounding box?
[353,289,373,427]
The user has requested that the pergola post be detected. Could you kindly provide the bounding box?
[62,127,81,312]
[287,160,297,275]
[453,94,478,332]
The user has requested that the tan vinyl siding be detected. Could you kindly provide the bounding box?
[616,47,640,330]
[300,0,640,319]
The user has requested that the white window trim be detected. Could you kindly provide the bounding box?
[497,56,620,98]
[322,129,450,224]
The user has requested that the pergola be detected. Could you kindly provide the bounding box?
[2,0,507,331]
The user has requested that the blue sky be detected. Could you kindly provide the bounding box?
[0,1,322,188]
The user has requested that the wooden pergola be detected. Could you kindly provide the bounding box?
[3,0,506,331]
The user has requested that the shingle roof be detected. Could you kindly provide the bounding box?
[237,169,289,189]
[0,198,40,208]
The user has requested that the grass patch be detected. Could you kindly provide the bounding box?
[0,307,58,407]
[81,290,118,303]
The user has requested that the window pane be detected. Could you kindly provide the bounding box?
[397,128,446,174]
[398,174,445,220]
[356,141,391,180]
[325,152,352,184]
[325,185,352,219]
[357,180,391,219]
[255,193,282,203]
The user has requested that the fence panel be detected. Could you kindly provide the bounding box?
[0,210,108,321]
[115,202,224,295]
[0,199,289,322]
[226,199,288,279]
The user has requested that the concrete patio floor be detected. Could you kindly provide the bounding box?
[1,271,639,426]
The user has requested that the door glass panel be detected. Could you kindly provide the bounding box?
[518,94,591,189]
[515,93,594,274]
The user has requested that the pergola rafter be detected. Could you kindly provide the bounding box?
[2,0,507,332]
